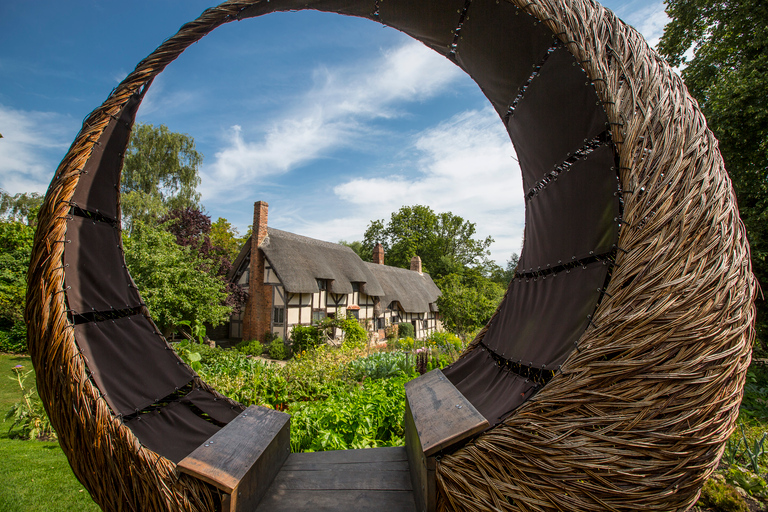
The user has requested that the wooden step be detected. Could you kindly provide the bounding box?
[254,447,417,512]
[178,405,291,512]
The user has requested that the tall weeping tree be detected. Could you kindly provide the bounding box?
[121,123,203,231]
[658,0,768,350]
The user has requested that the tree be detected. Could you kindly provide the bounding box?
[436,269,505,339]
[121,123,203,231]
[160,207,248,313]
[362,205,493,279]
[658,0,768,349]
[123,221,231,335]
[487,253,520,288]
[211,217,246,263]
[0,220,34,352]
[338,240,371,262]
[0,190,43,227]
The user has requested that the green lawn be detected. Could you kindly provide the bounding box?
[0,353,99,512]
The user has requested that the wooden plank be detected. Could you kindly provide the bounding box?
[405,397,433,512]
[178,406,290,494]
[404,369,489,457]
[269,468,412,491]
[281,460,408,472]
[255,489,417,512]
[284,446,407,466]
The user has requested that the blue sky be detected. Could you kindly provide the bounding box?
[0,1,670,264]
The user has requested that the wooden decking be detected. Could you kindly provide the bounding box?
[254,447,417,512]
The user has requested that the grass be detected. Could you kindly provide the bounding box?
[0,353,99,512]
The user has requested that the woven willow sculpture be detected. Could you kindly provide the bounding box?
[26,0,755,511]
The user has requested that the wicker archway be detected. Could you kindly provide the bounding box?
[26,1,755,511]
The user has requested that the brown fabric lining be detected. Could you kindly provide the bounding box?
[378,0,467,56]
[480,261,608,370]
[240,0,376,20]
[518,145,619,270]
[71,96,140,221]
[454,0,555,117]
[181,388,244,425]
[508,46,609,191]
[74,315,194,417]
[64,216,141,313]
[124,401,220,464]
[442,347,537,426]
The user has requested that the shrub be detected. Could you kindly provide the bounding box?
[269,338,289,360]
[339,315,367,349]
[397,322,414,339]
[0,321,26,353]
[427,331,463,353]
[236,339,264,357]
[291,325,322,353]
[395,336,415,351]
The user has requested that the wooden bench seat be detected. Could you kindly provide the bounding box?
[404,369,489,512]
[177,405,290,512]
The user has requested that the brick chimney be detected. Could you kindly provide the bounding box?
[410,255,422,274]
[243,201,273,342]
[372,243,385,265]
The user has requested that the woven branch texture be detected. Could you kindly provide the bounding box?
[25,0,755,511]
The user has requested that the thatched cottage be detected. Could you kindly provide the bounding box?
[227,201,442,342]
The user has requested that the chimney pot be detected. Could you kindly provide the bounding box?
[410,255,422,274]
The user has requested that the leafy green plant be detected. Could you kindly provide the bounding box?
[5,365,55,440]
[740,423,767,475]
[268,338,289,360]
[347,352,413,381]
[177,319,207,344]
[397,322,414,339]
[236,339,263,357]
[725,466,768,499]
[291,325,322,353]
[173,342,202,371]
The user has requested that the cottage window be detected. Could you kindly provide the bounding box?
[312,310,326,324]
[316,279,327,291]
[349,309,359,320]
[351,282,360,293]
[273,307,284,325]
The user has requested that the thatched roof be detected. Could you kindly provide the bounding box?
[261,228,384,295]
[228,228,440,312]
[364,262,440,313]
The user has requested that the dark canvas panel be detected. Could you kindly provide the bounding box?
[518,145,619,271]
[71,96,140,221]
[481,261,608,369]
[442,347,537,425]
[240,0,376,20]
[64,216,141,313]
[124,401,220,464]
[508,46,609,191]
[74,315,194,416]
[379,0,467,56]
[455,0,555,116]
[181,388,244,425]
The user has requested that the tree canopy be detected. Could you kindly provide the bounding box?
[121,123,202,231]
[659,0,768,348]
[363,205,493,279]
[123,221,231,335]
[0,190,43,227]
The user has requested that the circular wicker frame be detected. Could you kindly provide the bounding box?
[26,1,755,511]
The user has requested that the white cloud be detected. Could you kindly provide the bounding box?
[291,107,525,264]
[623,1,669,49]
[199,40,464,200]
[0,104,76,194]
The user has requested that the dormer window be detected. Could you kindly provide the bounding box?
[317,279,327,291]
